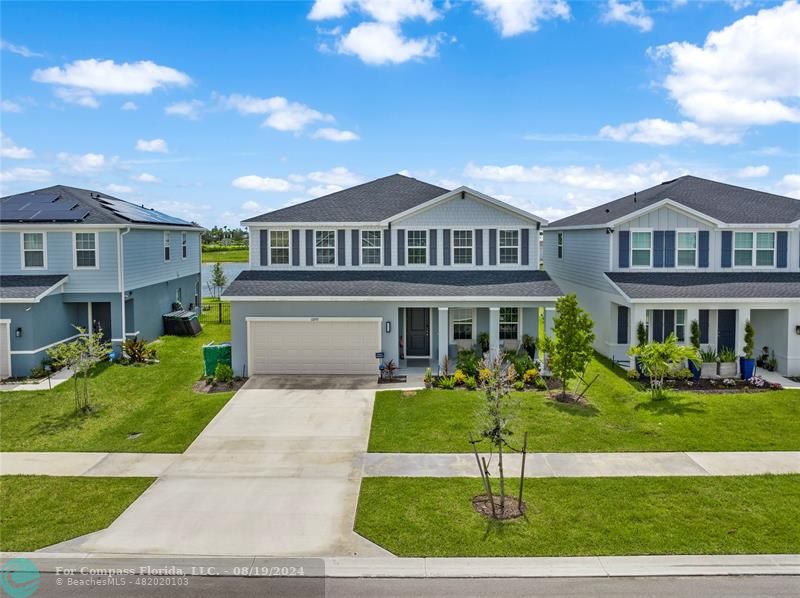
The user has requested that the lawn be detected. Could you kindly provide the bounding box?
[0,475,154,551]
[355,475,800,557]
[202,245,248,262]
[0,323,234,453]
[369,355,800,453]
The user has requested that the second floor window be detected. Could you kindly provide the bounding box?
[181,232,188,259]
[631,231,652,267]
[22,232,46,268]
[163,232,171,262]
[75,232,97,268]
[676,231,697,267]
[500,307,519,340]
[315,230,336,265]
[270,230,290,264]
[453,230,473,265]
[361,230,382,265]
[407,230,427,265]
[499,230,519,264]
[557,232,563,258]
[734,232,774,267]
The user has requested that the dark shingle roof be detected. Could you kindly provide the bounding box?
[243,174,449,223]
[607,272,800,299]
[549,176,800,228]
[0,274,68,300]
[223,270,562,298]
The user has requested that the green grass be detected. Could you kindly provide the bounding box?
[202,246,248,262]
[0,475,154,551]
[356,475,800,557]
[370,355,800,452]
[0,323,234,453]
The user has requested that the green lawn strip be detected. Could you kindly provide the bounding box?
[355,475,800,557]
[0,475,154,552]
[0,323,234,453]
[201,247,248,262]
[369,355,800,453]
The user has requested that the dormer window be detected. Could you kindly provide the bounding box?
[630,231,652,267]
[734,232,775,267]
[315,230,336,265]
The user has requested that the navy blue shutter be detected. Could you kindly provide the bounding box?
[618,231,630,268]
[699,310,709,344]
[698,230,709,268]
[652,310,664,342]
[664,231,676,267]
[291,230,300,266]
[383,229,391,266]
[475,229,483,266]
[351,230,360,266]
[653,231,665,267]
[305,229,313,265]
[521,229,530,266]
[396,229,405,266]
[260,230,268,266]
[664,310,675,340]
[776,231,788,268]
[617,305,629,344]
[429,229,437,265]
[337,230,345,265]
[489,229,497,266]
[442,229,451,266]
[721,231,732,268]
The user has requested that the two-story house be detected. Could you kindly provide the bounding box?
[0,185,203,379]
[223,174,561,376]
[544,175,800,377]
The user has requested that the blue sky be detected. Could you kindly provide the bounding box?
[1,0,798,227]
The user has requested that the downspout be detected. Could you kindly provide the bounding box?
[118,226,131,343]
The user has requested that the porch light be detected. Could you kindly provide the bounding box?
[15,327,22,338]
[385,321,391,333]
[795,325,800,336]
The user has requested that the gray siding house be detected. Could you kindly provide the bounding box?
[0,185,203,378]
[224,174,561,376]
[544,176,800,377]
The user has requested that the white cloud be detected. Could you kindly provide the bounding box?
[337,22,438,64]
[1,100,22,112]
[0,167,51,183]
[55,87,100,108]
[309,0,439,23]
[241,200,265,213]
[599,118,740,145]
[106,184,133,194]
[1,39,43,58]
[132,172,160,183]
[232,175,293,192]
[121,101,138,111]
[135,138,168,153]
[475,0,570,38]
[306,184,346,196]
[650,0,800,126]
[304,166,364,187]
[776,174,800,198]
[149,200,209,224]
[736,165,769,178]
[56,152,110,173]
[218,94,334,132]
[1,134,34,159]
[601,0,654,32]
[165,99,203,119]
[726,0,752,10]
[311,127,360,142]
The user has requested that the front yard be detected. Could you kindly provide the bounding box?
[0,323,234,453]
[369,355,800,453]
[355,475,800,557]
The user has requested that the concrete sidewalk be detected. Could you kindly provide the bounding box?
[363,451,800,477]
[0,451,179,477]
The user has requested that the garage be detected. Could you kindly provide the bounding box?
[247,317,382,375]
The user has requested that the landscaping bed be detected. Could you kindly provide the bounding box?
[629,374,782,393]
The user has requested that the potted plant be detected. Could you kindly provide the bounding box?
[757,346,770,369]
[423,367,433,389]
[718,347,737,377]
[768,350,778,372]
[739,319,756,380]
[688,319,702,381]
[521,334,536,359]
[699,347,718,379]
[477,332,490,355]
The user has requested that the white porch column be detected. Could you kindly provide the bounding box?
[543,307,555,338]
[735,306,751,363]
[437,307,449,370]
[686,306,700,345]
[489,307,500,359]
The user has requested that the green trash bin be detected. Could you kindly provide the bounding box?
[203,342,232,377]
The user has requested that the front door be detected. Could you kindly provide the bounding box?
[406,308,430,357]
[717,309,736,353]
[91,302,112,343]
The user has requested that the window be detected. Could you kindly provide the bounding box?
[181,232,188,259]
[452,230,473,265]
[676,231,697,267]
[315,230,336,265]
[557,232,563,259]
[451,308,473,341]
[361,230,382,265]
[22,232,46,269]
[631,231,652,267]
[675,310,686,342]
[74,232,97,268]
[651,309,687,342]
[499,230,519,264]
[734,232,775,267]
[407,230,427,265]
[270,230,290,265]
[163,232,171,262]
[499,307,519,340]
[176,287,182,305]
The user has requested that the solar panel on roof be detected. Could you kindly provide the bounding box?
[0,192,89,222]
[96,196,192,226]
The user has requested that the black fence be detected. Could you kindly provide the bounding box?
[199,301,231,324]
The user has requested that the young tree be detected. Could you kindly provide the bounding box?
[540,294,595,401]
[47,338,83,413]
[48,326,110,414]
[628,333,700,400]
[209,262,228,299]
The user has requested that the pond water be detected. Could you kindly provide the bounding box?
[201,262,249,297]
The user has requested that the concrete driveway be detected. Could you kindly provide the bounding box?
[77,377,383,556]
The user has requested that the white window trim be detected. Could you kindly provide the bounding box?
[20,231,48,270]
[629,228,653,269]
[451,229,474,266]
[181,232,188,260]
[449,307,476,343]
[268,229,292,266]
[163,231,171,263]
[675,228,698,269]
[73,231,100,270]
[497,228,521,266]
[405,228,429,266]
[499,307,522,341]
[733,230,776,269]
[360,229,383,266]
[313,229,337,267]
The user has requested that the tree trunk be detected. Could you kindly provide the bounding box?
[498,440,505,512]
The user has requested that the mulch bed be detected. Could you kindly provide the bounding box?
[192,379,246,393]
[631,378,780,393]
[549,391,590,405]
[472,495,527,520]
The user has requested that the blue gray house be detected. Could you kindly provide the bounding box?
[223,174,561,377]
[0,185,203,379]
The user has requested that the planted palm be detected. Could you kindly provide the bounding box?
[628,333,700,399]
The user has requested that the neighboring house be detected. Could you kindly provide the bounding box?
[544,175,800,376]
[223,174,561,376]
[0,185,203,379]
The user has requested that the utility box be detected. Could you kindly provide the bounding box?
[203,342,232,377]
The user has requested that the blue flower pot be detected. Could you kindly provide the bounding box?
[688,360,701,381]
[740,357,756,380]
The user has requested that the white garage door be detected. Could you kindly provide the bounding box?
[0,321,11,381]
[248,317,382,375]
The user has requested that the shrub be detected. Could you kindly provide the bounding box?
[522,368,539,386]
[456,350,480,377]
[423,367,433,385]
[478,367,492,383]
[123,337,157,363]
[628,333,700,400]
[513,380,525,391]
[435,375,456,390]
[743,320,755,359]
[690,320,701,350]
[506,353,534,381]
[719,347,737,363]
[30,364,47,379]
[636,321,648,347]
[534,377,548,391]
[671,367,693,381]
[699,348,718,363]
[477,332,490,354]
[453,369,468,385]
[626,369,640,380]
[464,376,477,390]
[214,363,234,384]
